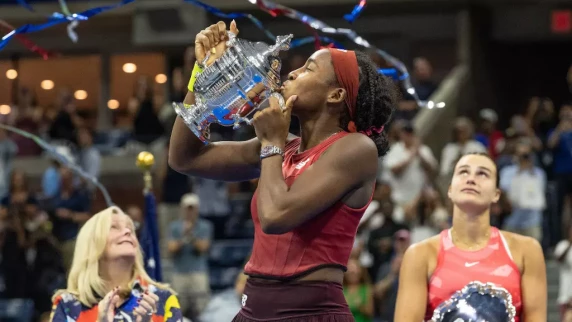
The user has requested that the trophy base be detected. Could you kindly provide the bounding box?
[173,102,211,144]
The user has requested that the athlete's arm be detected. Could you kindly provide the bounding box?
[394,243,429,322]
[520,236,547,322]
[256,133,378,234]
[169,21,264,182]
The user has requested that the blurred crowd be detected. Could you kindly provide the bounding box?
[0,47,571,322]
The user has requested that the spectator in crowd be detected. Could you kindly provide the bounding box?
[0,169,35,299]
[556,226,572,322]
[25,201,65,318]
[510,114,543,152]
[343,258,374,322]
[199,272,248,322]
[51,167,91,271]
[373,229,410,322]
[0,128,18,198]
[408,187,447,244]
[159,67,186,135]
[367,188,408,279]
[440,117,486,177]
[168,193,213,319]
[192,147,231,238]
[411,57,438,101]
[41,146,75,199]
[382,121,438,223]
[132,76,165,145]
[547,103,572,244]
[76,127,101,192]
[48,89,81,144]
[525,97,556,145]
[499,140,546,241]
[12,87,42,156]
[158,141,191,253]
[475,108,505,160]
[496,128,521,171]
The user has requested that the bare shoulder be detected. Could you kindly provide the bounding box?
[500,230,542,252]
[404,235,440,262]
[499,230,544,269]
[329,133,378,163]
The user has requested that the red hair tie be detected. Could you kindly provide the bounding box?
[360,125,384,136]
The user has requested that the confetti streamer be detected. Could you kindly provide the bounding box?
[250,0,432,107]
[344,0,367,23]
[0,19,55,59]
[1,0,136,51]
[58,0,72,16]
[183,0,276,41]
[0,124,114,207]
[290,36,344,49]
[16,0,79,42]
[184,0,341,50]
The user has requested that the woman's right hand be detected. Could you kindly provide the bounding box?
[194,20,239,67]
[97,287,121,322]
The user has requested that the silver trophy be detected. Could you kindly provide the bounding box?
[429,281,517,322]
[173,32,293,143]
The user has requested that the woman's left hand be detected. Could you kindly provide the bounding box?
[133,291,159,322]
[252,94,297,147]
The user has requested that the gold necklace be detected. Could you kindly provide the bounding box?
[451,228,491,251]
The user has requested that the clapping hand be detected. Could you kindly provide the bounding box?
[133,290,160,322]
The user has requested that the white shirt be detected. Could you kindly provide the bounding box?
[383,142,437,206]
[555,240,572,304]
[440,140,486,176]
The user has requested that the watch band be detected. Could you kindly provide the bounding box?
[260,145,284,160]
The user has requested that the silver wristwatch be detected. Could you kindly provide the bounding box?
[260,145,284,160]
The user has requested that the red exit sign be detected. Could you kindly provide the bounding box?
[552,10,572,33]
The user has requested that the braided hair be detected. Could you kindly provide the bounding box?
[338,51,397,157]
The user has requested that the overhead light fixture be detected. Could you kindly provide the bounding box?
[122,63,137,73]
[5,69,17,80]
[155,74,167,84]
[107,99,120,109]
[0,105,11,115]
[41,80,55,90]
[74,90,88,100]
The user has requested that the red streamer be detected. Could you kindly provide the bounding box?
[0,19,55,60]
[254,0,324,50]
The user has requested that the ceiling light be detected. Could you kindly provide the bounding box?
[122,63,137,73]
[155,73,167,84]
[41,80,54,90]
[74,90,88,100]
[5,69,17,80]
[107,99,120,109]
[0,105,11,115]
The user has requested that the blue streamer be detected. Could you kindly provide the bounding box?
[378,68,407,81]
[1,0,136,51]
[184,1,346,51]
[251,0,436,107]
[183,0,276,41]
[16,0,35,12]
[344,0,367,23]
[290,36,345,49]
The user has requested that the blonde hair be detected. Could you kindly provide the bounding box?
[53,206,173,307]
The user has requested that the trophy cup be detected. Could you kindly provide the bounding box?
[429,281,517,322]
[172,32,293,143]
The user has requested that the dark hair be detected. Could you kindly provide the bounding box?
[338,51,396,157]
[456,152,499,187]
